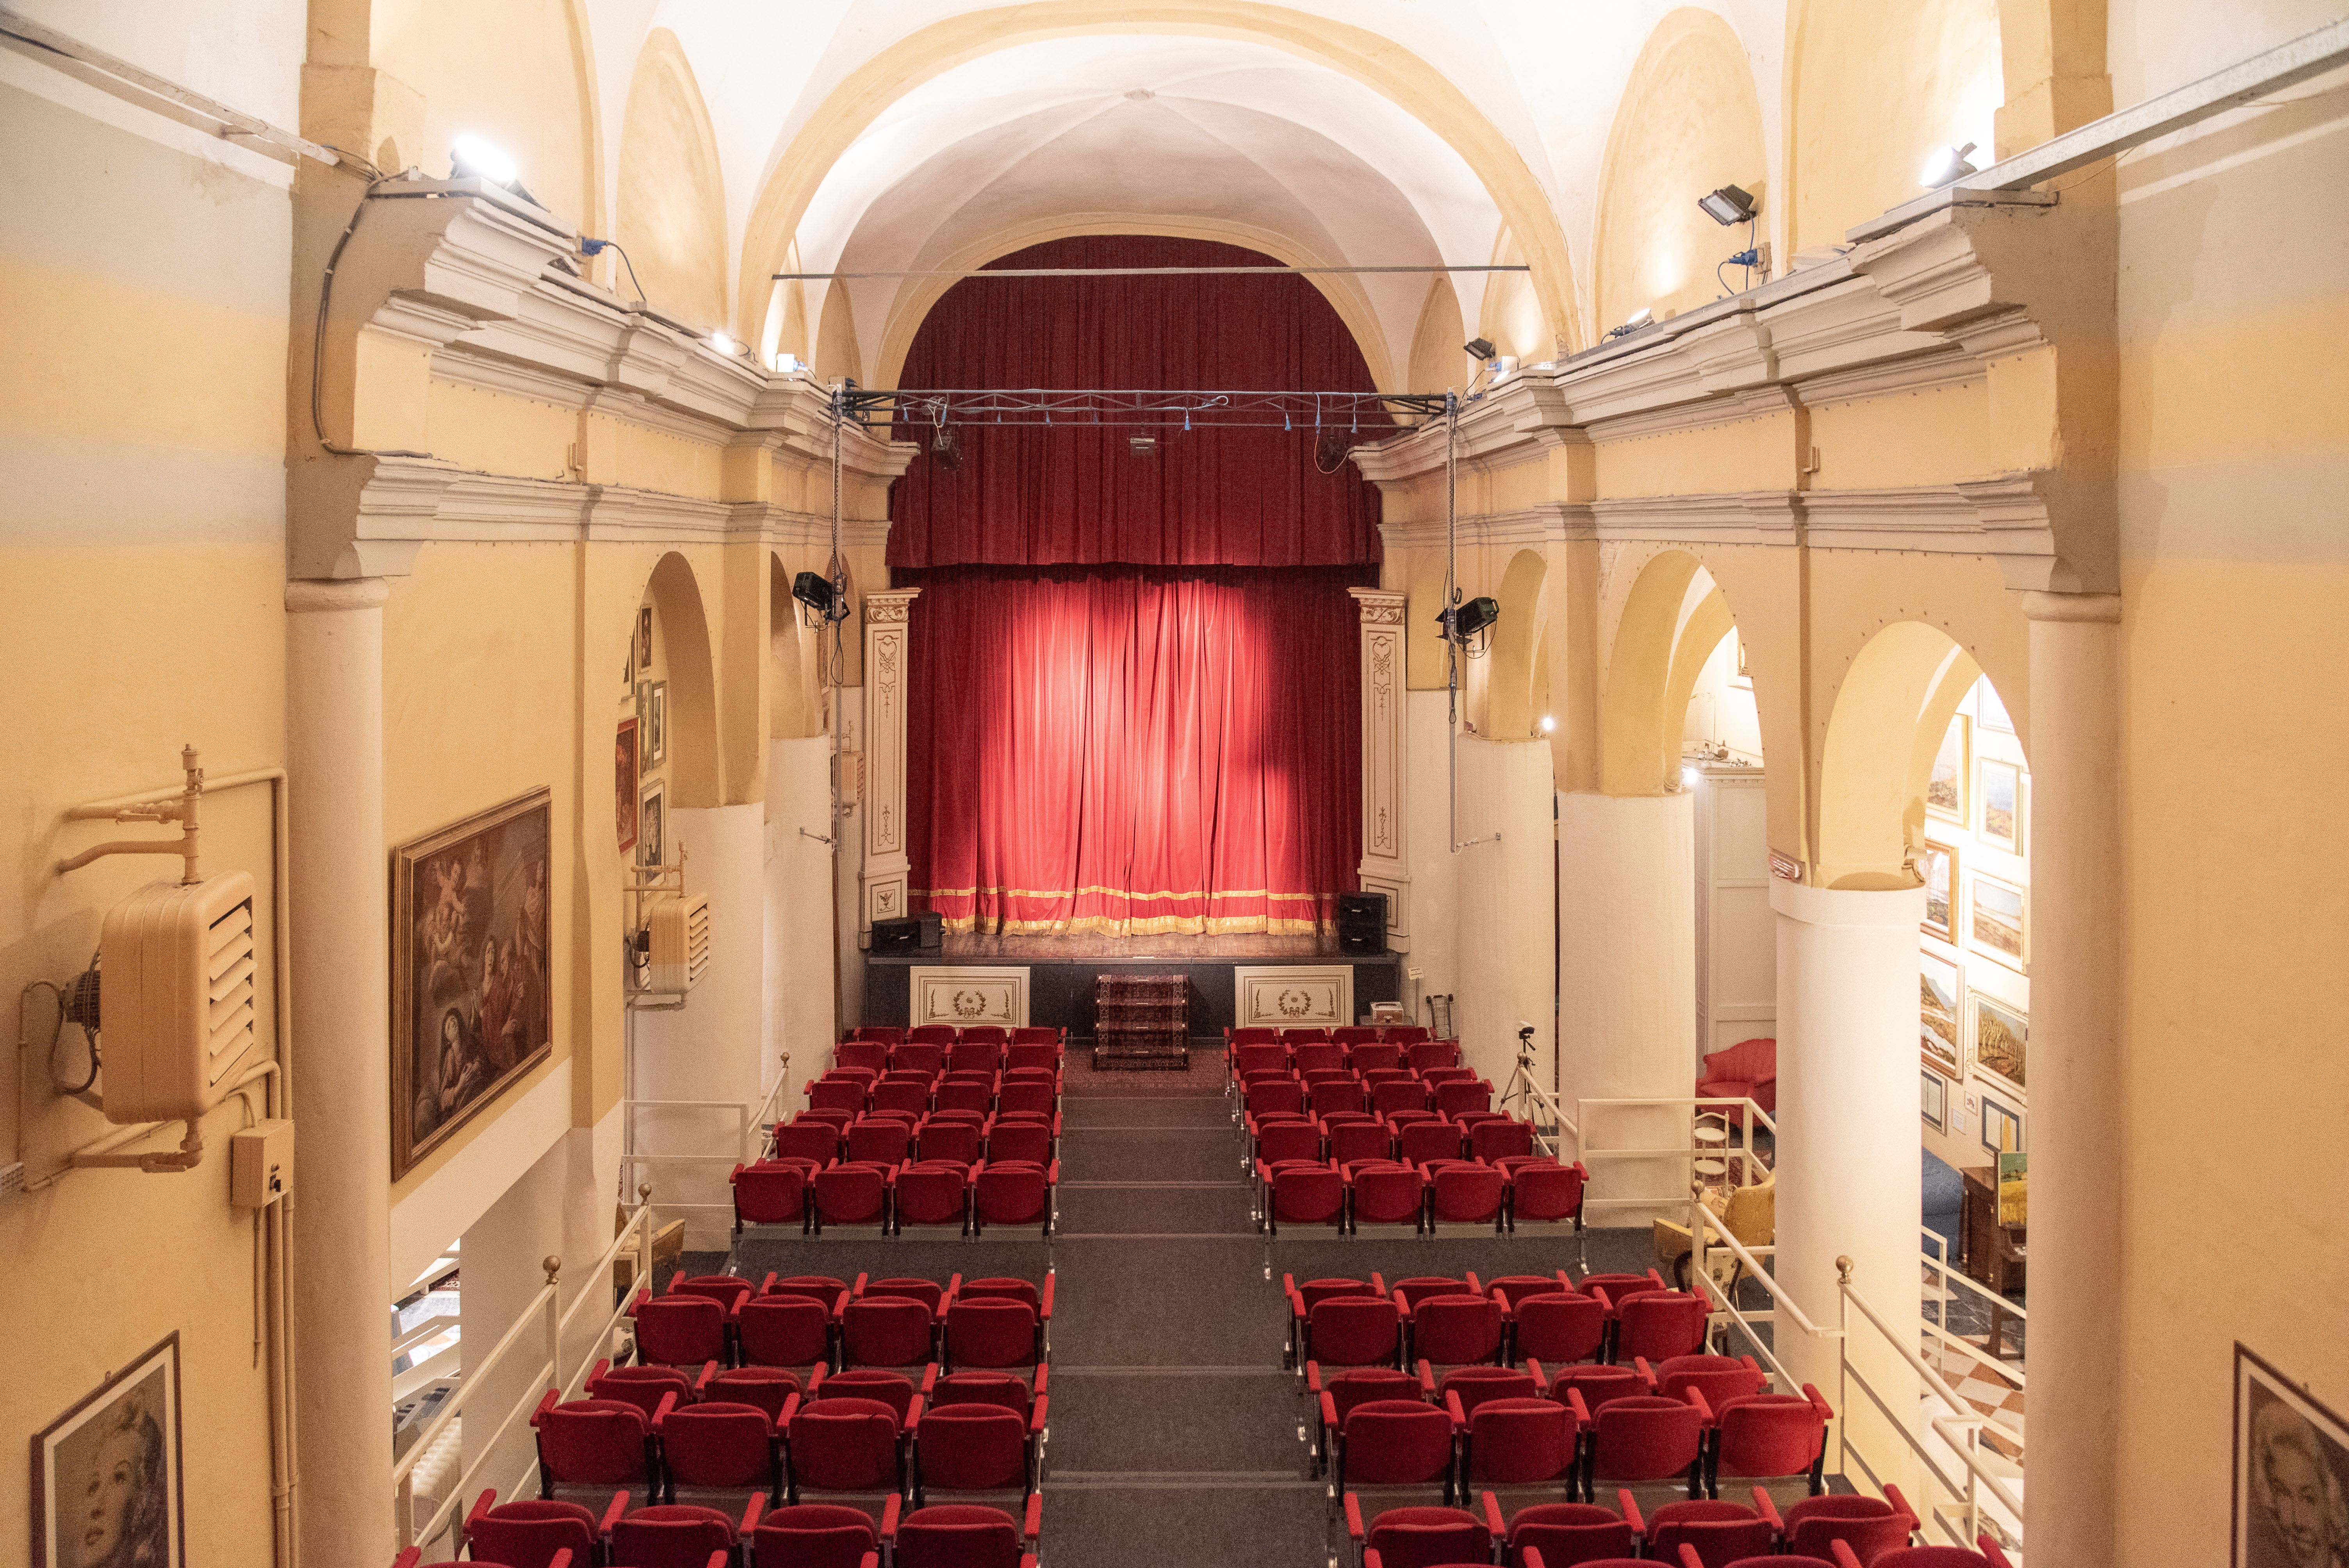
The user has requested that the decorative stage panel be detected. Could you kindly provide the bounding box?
[1351,588,1411,951]
[910,965,1031,1027]
[1233,965,1356,1030]
[859,588,919,948]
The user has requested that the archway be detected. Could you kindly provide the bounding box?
[1485,548,1549,739]
[640,552,722,809]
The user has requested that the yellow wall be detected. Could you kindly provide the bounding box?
[1593,8,1770,330]
[1785,0,2003,255]
[615,30,730,333]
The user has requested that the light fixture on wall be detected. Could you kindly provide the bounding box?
[710,330,739,356]
[792,570,842,629]
[1698,184,1756,225]
[449,134,539,207]
[1462,337,1496,361]
[1919,142,1980,187]
[1539,715,1556,734]
[1605,306,1653,341]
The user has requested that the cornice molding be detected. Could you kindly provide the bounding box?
[1378,501,1590,552]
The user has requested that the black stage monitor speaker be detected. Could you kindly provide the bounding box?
[1337,892,1388,956]
[872,912,943,953]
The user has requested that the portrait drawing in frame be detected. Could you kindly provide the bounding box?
[392,788,554,1179]
[31,1331,184,1568]
[2235,1343,2349,1568]
[615,719,640,854]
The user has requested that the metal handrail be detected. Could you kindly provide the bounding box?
[1838,1263,2028,1526]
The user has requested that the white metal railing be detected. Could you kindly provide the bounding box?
[1922,1227,2027,1387]
[392,1199,658,1550]
[618,1052,793,1218]
[1568,1094,1772,1210]
[1683,1188,1842,1398]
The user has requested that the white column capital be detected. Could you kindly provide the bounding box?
[285,576,392,614]
[2018,589,2122,624]
[863,587,921,624]
[1768,878,1925,928]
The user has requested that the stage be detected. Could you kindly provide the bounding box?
[860,930,1404,1040]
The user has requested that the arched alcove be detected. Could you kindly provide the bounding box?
[1592,8,1771,332]
[641,552,723,808]
[615,29,729,333]
[1485,549,1550,739]
[1816,621,1984,888]
[769,556,823,740]
[1597,549,1705,795]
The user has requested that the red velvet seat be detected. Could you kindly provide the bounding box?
[847,1117,915,1166]
[657,1398,781,1502]
[531,1394,657,1495]
[586,1361,696,1421]
[1246,1075,1307,1119]
[1513,1292,1607,1367]
[872,1078,934,1118]
[807,1077,870,1116]
[808,1367,920,1421]
[1460,1394,1575,1491]
[1614,1290,1711,1364]
[1349,1042,1403,1073]
[633,1294,729,1368]
[890,1499,1041,1568]
[1694,1037,1777,1119]
[1469,1117,1537,1162]
[850,1025,906,1044]
[917,1117,984,1166]
[1331,1120,1397,1167]
[1260,1159,1345,1234]
[835,1039,890,1073]
[892,1041,945,1074]
[732,1161,812,1235]
[1282,1272,1386,1366]
[611,1500,756,1568]
[1836,1541,2013,1568]
[1296,1289,1403,1370]
[983,1117,1055,1167]
[1567,1390,1704,1502]
[947,1040,1004,1074]
[860,1274,952,1313]
[1708,1387,1834,1495]
[1782,1486,1919,1564]
[1293,1041,1347,1074]
[1426,1162,1506,1231]
[1549,1364,1643,1415]
[736,1294,833,1372]
[1488,1272,1573,1309]
[1640,1354,1764,1409]
[944,1295,1045,1373]
[934,1078,996,1117]
[751,1502,882,1568]
[1308,1076,1371,1117]
[1310,1362,1426,1474]
[907,1024,957,1044]
[1254,1118,1324,1165]
[1579,1272,1667,1311]
[1502,1496,1641,1567]
[1332,1399,1460,1503]
[895,1162,975,1235]
[1433,1079,1494,1117]
[702,1365,799,1421]
[971,1159,1057,1237]
[1505,1160,1591,1230]
[1436,1365,1536,1420]
[785,1396,907,1504]
[995,1081,1057,1118]
[911,1399,1042,1506]
[1005,1041,1060,1071]
[772,1120,844,1166]
[1348,1500,1491,1568]
[812,1162,893,1233]
[1373,1078,1432,1117]
[1646,1495,1777,1566]
[841,1294,936,1370]
[1396,1117,1463,1164]
[463,1491,616,1568]
[927,1368,1042,1420]
[1408,1292,1505,1368]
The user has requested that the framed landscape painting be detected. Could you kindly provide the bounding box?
[1927,716,1969,824]
[1979,758,2025,852]
[2235,1344,2349,1568]
[392,789,555,1179]
[1972,872,2028,972]
[32,1333,184,1567]
[1920,841,1958,941]
[1971,990,2027,1091]
[1920,952,1962,1076]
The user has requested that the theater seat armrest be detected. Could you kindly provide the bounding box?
[1046,1158,1061,1183]
[729,1162,745,1181]
[1035,1364,1050,1396]
[1365,1553,1385,1568]
[695,1360,719,1395]
[652,1392,680,1427]
[834,1290,852,1318]
[904,1394,924,1433]
[1618,1488,1646,1536]
[1570,1162,1590,1181]
[1634,1355,1657,1392]
[1444,1391,1467,1428]
[667,1270,686,1295]
[1479,1490,1504,1534]
[1884,1482,1919,1529]
[1565,1388,1592,1427]
[530,1389,560,1426]
[465,1488,498,1530]
[921,1363,939,1395]
[1517,1553,1542,1568]
[1344,1490,1366,1542]
[1526,1358,1549,1397]
[1305,1360,1323,1394]
[1416,1359,1435,1397]
[1803,1382,1834,1420]
[1677,1545,1706,1568]
[1320,1391,1340,1431]
[779,1392,800,1425]
[858,1555,880,1568]
[600,1490,629,1532]
[1830,1543,1866,1568]
[1030,1395,1049,1434]
[1023,1490,1043,1547]
[627,1288,650,1316]
[881,1491,902,1541]
[1039,1273,1055,1320]
[547,1551,574,1568]
[1686,1388,1714,1425]
[741,1492,768,1533]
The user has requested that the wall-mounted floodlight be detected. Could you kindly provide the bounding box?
[451,134,541,207]
[1698,184,1756,225]
[1604,306,1653,341]
[791,571,839,624]
[1462,337,1496,361]
[711,331,738,356]
[1919,143,1979,187]
[1539,715,1556,734]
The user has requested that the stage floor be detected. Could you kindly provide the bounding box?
[943,930,1338,961]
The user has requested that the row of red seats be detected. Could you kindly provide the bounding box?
[773,1108,1060,1167]
[834,1038,1063,1077]
[1257,1155,1582,1237]
[403,1486,1042,1568]
[727,1151,1058,1239]
[1240,1069,1495,1121]
[807,1067,1061,1119]
[1250,1107,1538,1163]
[846,1023,1062,1046]
[1229,1023,1438,1044]
[1227,1035,1458,1083]
[1342,1482,2007,1568]
[1286,1270,1706,1376]
[629,1272,1051,1374]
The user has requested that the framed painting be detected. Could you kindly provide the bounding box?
[2235,1343,2349,1568]
[1920,840,1958,942]
[32,1333,184,1568]
[639,780,666,869]
[1972,872,2028,972]
[1927,715,1969,825]
[1920,1069,1948,1131]
[392,789,554,1179]
[1979,757,2025,852]
[636,604,654,668]
[1976,676,2015,734]
[637,681,668,770]
[1980,1093,2023,1154]
[615,719,640,854]
[1919,952,1962,1077]
[1971,989,2027,1091]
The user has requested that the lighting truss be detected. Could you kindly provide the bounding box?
[832,387,1448,429]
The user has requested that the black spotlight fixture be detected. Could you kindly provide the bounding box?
[1698,184,1757,226]
[930,420,962,471]
[791,571,838,622]
[1453,596,1500,639]
[1462,336,1497,361]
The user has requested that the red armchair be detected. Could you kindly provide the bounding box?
[1695,1038,1776,1118]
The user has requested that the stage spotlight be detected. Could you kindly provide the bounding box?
[1454,596,1499,639]
[791,571,837,624]
[1920,142,1979,187]
[451,134,540,207]
[1605,306,1653,341]
[931,422,962,471]
[1462,337,1496,361]
[1129,435,1158,457]
[1698,184,1757,225]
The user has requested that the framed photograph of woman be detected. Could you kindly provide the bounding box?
[639,780,666,869]
[1920,952,1962,1077]
[391,789,555,1179]
[1920,841,1958,942]
[32,1332,183,1567]
[2235,1343,2349,1568]
[615,719,639,854]
[1979,758,2025,853]
[1972,872,2029,972]
[1971,990,2027,1091]
[1927,716,1969,825]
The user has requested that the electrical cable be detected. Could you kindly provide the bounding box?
[581,237,649,304]
[310,180,436,460]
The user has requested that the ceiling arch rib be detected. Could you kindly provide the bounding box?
[732,4,1581,352]
[788,35,1507,394]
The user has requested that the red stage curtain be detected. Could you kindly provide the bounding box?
[886,235,1389,570]
[905,565,1366,935]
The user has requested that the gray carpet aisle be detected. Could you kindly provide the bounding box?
[736,1054,1690,1566]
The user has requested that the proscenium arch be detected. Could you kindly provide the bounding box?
[1486,549,1550,739]
[862,214,1401,394]
[732,2,1581,351]
[1814,620,1984,889]
[643,552,723,808]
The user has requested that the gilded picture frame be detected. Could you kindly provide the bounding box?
[1920,840,1958,942]
[1919,951,1962,1077]
[32,1333,184,1568]
[1971,871,2029,973]
[1927,715,1969,825]
[636,604,653,668]
[391,788,555,1180]
[615,719,639,854]
[1978,757,2025,853]
[1970,989,2027,1092]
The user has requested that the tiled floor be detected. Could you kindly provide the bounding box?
[1923,1264,2025,1459]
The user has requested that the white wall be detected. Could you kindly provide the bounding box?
[1450,734,1557,1089]
[1681,629,1764,761]
[765,736,838,1110]
[1402,690,1463,1019]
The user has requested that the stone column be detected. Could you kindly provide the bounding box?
[1556,790,1693,1224]
[857,590,919,946]
[2018,592,2122,1568]
[1350,588,1411,949]
[284,577,395,1564]
[1769,878,1923,1490]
